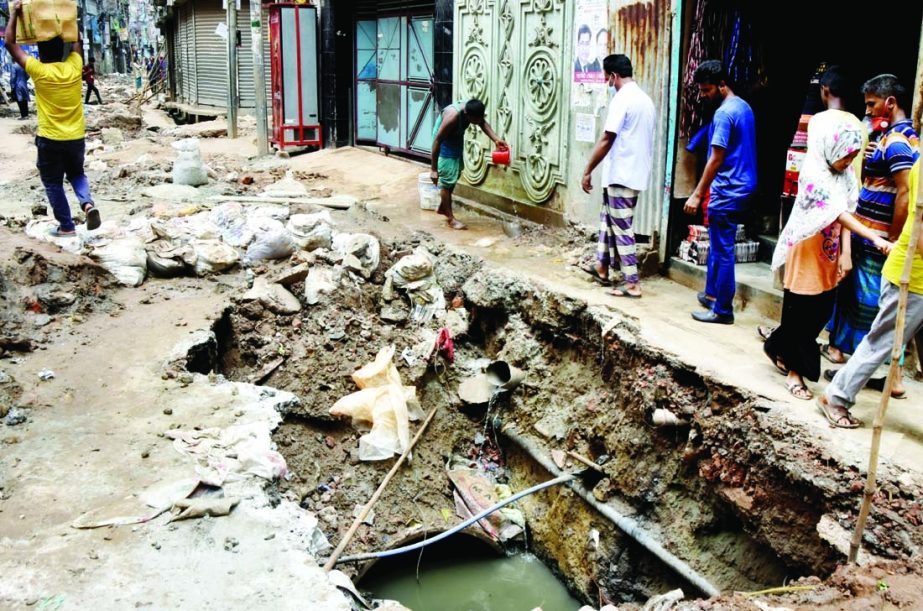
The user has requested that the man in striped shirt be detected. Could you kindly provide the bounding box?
[825,75,919,371]
[856,75,918,245]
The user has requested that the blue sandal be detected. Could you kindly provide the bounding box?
[47,226,77,238]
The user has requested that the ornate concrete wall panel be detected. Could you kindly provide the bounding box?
[455,0,570,202]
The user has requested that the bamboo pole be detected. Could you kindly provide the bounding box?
[849,179,923,563]
[322,405,438,571]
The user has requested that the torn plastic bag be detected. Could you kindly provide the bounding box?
[146,239,197,278]
[25,219,84,254]
[330,385,411,461]
[247,203,291,221]
[89,236,147,286]
[288,212,334,251]
[386,246,435,287]
[245,217,295,263]
[209,201,254,248]
[171,138,209,187]
[329,345,421,460]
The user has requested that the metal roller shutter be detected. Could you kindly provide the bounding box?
[172,15,183,100]
[194,0,227,107]
[181,4,196,104]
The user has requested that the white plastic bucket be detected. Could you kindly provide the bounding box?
[418,172,440,211]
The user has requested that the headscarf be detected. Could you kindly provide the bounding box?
[771,112,863,270]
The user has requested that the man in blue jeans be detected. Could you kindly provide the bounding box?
[4,0,100,237]
[684,60,757,324]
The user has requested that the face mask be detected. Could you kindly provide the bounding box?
[608,85,616,97]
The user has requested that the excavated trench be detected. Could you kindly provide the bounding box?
[206,232,921,607]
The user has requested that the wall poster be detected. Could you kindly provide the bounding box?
[573,0,608,85]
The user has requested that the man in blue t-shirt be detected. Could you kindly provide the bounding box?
[684,60,758,324]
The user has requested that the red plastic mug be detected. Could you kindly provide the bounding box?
[492,148,511,165]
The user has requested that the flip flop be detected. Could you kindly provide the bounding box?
[786,381,813,401]
[578,266,612,286]
[447,218,468,230]
[865,376,908,399]
[816,395,860,429]
[820,344,846,364]
[84,205,101,231]
[47,227,77,238]
[609,286,641,299]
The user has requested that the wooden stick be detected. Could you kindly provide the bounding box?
[323,405,438,571]
[207,195,352,210]
[742,585,816,598]
[566,450,606,474]
[849,180,923,563]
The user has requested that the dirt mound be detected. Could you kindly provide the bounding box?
[220,234,483,421]
[0,227,118,356]
[687,557,923,610]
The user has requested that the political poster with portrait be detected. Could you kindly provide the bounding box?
[573,0,608,85]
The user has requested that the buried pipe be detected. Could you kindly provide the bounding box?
[331,472,575,565]
[501,424,721,598]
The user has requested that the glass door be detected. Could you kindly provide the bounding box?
[354,14,435,156]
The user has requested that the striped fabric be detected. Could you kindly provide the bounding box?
[828,248,886,354]
[855,119,920,252]
[597,186,639,284]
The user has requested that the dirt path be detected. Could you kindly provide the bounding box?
[0,256,349,608]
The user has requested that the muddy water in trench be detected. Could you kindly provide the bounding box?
[361,540,582,611]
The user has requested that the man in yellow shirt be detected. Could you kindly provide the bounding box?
[4,0,100,237]
[818,184,923,428]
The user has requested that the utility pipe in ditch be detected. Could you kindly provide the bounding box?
[501,424,721,598]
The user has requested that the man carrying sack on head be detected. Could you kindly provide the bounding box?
[4,0,101,237]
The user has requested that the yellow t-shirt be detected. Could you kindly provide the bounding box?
[882,162,923,294]
[24,53,85,141]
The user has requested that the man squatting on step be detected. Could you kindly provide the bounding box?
[4,0,101,237]
[430,99,508,230]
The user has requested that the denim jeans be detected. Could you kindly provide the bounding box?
[35,136,93,232]
[704,209,738,317]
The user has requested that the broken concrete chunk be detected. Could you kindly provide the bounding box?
[101,127,123,145]
[304,267,338,306]
[192,240,239,276]
[162,329,218,375]
[243,278,302,315]
[380,302,409,324]
[332,233,380,279]
[271,263,311,287]
[458,374,495,406]
[263,170,308,198]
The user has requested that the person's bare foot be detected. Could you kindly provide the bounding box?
[892,370,906,398]
[447,218,468,230]
[821,344,846,364]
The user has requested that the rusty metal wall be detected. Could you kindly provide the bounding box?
[610,0,673,239]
